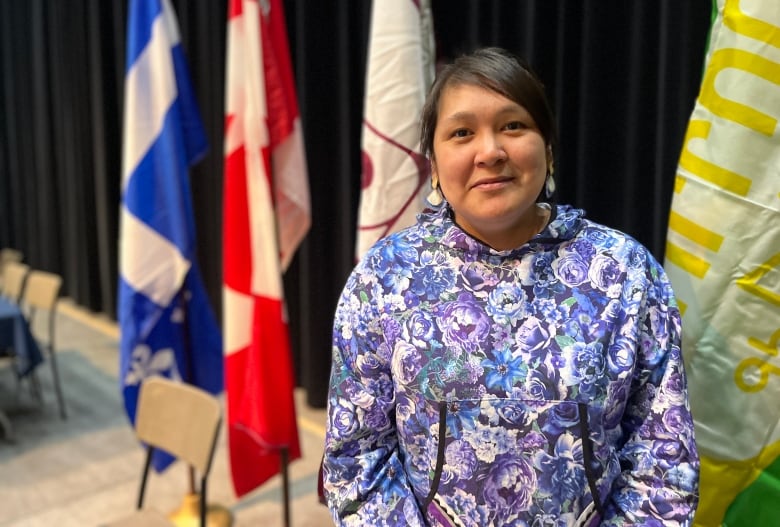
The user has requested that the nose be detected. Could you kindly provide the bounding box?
[474,134,507,166]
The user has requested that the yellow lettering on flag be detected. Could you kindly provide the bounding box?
[678,120,752,195]
[665,0,780,525]
[723,0,780,49]
[699,49,780,137]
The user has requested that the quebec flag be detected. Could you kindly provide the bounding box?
[119,0,223,470]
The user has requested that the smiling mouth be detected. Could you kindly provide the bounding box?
[472,177,513,190]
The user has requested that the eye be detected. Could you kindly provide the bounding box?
[451,128,471,138]
[503,121,528,131]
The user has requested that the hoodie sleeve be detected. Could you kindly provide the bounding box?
[323,269,426,527]
[601,259,700,526]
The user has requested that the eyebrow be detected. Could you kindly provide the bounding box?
[441,105,528,123]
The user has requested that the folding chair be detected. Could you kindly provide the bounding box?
[0,248,23,290]
[106,376,222,527]
[0,261,29,302]
[20,270,65,418]
[0,262,32,407]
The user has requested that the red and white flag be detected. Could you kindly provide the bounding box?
[355,0,436,260]
[223,0,310,497]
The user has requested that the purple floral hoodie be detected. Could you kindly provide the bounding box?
[324,205,699,527]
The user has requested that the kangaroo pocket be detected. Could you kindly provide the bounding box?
[423,398,602,527]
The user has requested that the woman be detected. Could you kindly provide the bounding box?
[323,47,699,526]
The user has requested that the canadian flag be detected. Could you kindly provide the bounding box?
[223,0,310,497]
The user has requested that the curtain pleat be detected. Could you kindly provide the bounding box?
[0,0,712,408]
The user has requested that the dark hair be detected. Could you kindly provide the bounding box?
[419,47,558,161]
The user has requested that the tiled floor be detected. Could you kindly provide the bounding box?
[0,299,334,526]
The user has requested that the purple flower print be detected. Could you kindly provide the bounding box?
[482,454,537,512]
[444,440,479,480]
[653,439,687,471]
[330,399,359,439]
[391,341,423,384]
[519,430,547,452]
[403,311,437,348]
[606,336,635,375]
[661,406,687,436]
[588,254,621,291]
[438,293,492,351]
[648,487,690,520]
[603,383,628,428]
[364,404,390,430]
[554,253,590,287]
[568,239,596,260]
[516,316,554,359]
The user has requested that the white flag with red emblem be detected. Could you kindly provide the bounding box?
[355,0,436,260]
[223,0,310,497]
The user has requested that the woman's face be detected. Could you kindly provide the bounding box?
[431,84,549,249]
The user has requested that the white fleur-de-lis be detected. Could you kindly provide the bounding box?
[124,344,182,386]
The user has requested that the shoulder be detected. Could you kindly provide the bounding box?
[359,213,439,269]
[575,217,660,270]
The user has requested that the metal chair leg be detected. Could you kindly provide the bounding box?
[47,346,67,419]
[0,408,14,442]
[27,369,43,404]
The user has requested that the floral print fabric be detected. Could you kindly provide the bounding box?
[324,204,699,526]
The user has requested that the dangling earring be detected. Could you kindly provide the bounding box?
[426,174,443,207]
[545,156,556,199]
[545,173,556,199]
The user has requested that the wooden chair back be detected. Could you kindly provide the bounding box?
[1,261,29,302]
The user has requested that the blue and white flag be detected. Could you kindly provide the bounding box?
[119,0,223,470]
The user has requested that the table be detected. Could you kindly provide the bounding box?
[0,296,43,376]
[0,296,44,440]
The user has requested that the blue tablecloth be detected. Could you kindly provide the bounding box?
[0,297,43,377]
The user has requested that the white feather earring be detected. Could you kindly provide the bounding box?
[545,154,556,199]
[545,173,556,199]
[426,175,443,207]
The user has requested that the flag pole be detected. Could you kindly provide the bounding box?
[281,446,290,527]
[168,292,233,527]
[168,466,234,527]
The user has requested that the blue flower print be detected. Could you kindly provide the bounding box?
[540,403,581,436]
[515,316,554,361]
[445,400,481,440]
[486,282,527,324]
[411,250,455,300]
[482,348,525,392]
[524,365,561,401]
[533,433,586,503]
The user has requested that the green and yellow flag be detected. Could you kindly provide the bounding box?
[665,0,780,525]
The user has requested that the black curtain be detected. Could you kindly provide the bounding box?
[0,0,712,408]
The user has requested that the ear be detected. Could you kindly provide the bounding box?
[430,159,439,187]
